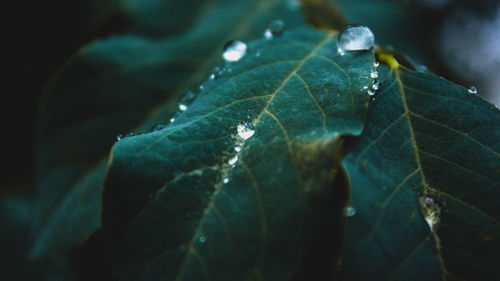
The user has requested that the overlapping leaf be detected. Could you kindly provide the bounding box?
[30,0,308,258]
[102,28,375,281]
[342,64,500,280]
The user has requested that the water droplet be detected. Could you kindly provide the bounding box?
[363,85,369,90]
[338,24,375,53]
[337,47,345,56]
[223,177,230,184]
[255,52,261,58]
[199,236,206,243]
[367,89,375,96]
[222,40,247,62]
[343,206,357,217]
[468,86,477,94]
[170,112,180,123]
[178,104,188,111]
[209,73,216,80]
[151,124,165,131]
[374,61,380,67]
[116,134,123,141]
[370,71,378,79]
[199,84,205,91]
[372,81,380,91]
[237,123,255,140]
[180,91,196,104]
[228,155,239,166]
[234,146,241,152]
[264,20,285,39]
[419,195,441,232]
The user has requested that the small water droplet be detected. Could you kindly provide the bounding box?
[372,81,380,91]
[237,123,255,140]
[170,112,180,123]
[180,91,196,104]
[151,124,165,131]
[370,71,378,79]
[199,84,205,91]
[367,89,376,96]
[468,86,477,94]
[343,206,357,217]
[116,134,123,141]
[178,104,188,111]
[228,155,239,166]
[222,40,247,62]
[234,146,241,152]
[337,47,345,56]
[264,19,285,39]
[255,52,261,58]
[199,236,206,243]
[363,85,369,90]
[374,61,380,67]
[223,177,230,184]
[419,195,441,232]
[209,73,216,80]
[338,24,375,53]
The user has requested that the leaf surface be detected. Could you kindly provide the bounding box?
[342,65,500,281]
[30,0,308,257]
[102,28,375,281]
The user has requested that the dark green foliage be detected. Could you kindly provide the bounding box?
[1,0,498,280]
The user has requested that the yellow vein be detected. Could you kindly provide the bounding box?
[394,69,447,280]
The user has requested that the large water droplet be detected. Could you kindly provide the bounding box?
[419,194,441,232]
[338,24,375,53]
[468,86,477,94]
[264,20,285,39]
[237,123,255,140]
[228,155,239,166]
[343,206,357,217]
[223,40,247,62]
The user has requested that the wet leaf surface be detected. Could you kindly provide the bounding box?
[342,65,500,281]
[102,28,375,281]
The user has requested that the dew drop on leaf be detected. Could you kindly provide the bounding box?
[264,19,285,39]
[343,206,357,217]
[367,89,376,96]
[372,81,380,91]
[338,24,375,53]
[468,86,478,94]
[374,61,380,67]
[199,236,206,243]
[370,71,378,79]
[228,155,239,166]
[234,146,241,152]
[178,104,188,111]
[237,123,255,140]
[223,177,230,184]
[151,124,165,131]
[222,40,247,62]
[418,194,441,232]
[180,91,196,105]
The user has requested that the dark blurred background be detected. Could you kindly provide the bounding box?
[1,0,498,210]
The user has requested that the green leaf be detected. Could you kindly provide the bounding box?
[31,0,308,258]
[341,65,500,280]
[0,194,76,281]
[102,28,375,281]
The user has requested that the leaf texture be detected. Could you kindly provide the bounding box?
[102,28,375,281]
[342,66,500,281]
[30,0,308,257]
